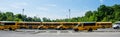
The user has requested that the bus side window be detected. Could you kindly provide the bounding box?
[78,24,82,27]
[0,23,4,26]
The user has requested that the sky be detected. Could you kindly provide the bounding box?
[0,0,120,19]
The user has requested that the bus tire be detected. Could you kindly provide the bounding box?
[9,28,12,31]
[12,29,16,31]
[39,28,43,30]
[74,29,79,32]
[29,26,32,29]
[102,26,105,29]
[58,28,63,30]
[62,28,66,30]
[20,27,25,29]
[56,28,60,30]
[2,29,4,30]
[88,28,93,32]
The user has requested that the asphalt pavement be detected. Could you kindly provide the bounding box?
[0,28,120,37]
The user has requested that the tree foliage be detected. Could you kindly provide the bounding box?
[0,12,41,22]
[0,4,120,23]
[51,4,120,22]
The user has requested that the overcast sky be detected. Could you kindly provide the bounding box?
[0,0,120,19]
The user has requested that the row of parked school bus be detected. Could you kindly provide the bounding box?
[0,21,112,31]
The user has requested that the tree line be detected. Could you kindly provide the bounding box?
[0,4,120,22]
[0,12,41,22]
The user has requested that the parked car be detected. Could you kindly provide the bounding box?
[113,23,120,29]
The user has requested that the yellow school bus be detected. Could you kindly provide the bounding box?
[17,22,41,29]
[73,22,98,32]
[0,21,18,31]
[0,21,113,31]
[38,22,61,30]
[96,22,112,28]
[0,26,4,30]
[50,22,62,29]
[0,22,4,30]
[56,22,78,30]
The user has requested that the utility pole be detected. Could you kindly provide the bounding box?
[68,9,71,22]
[22,9,25,22]
[69,9,71,19]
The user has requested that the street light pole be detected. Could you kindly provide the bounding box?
[22,9,25,22]
[68,9,71,22]
[69,9,71,19]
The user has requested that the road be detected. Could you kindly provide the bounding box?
[0,28,120,37]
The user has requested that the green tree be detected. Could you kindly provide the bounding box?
[85,11,93,17]
[42,17,51,22]
[5,12,14,21]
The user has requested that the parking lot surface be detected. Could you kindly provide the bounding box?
[0,29,120,37]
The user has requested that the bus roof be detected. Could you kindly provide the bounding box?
[0,21,16,23]
[18,22,41,23]
[42,22,78,23]
[96,22,112,23]
[80,22,95,23]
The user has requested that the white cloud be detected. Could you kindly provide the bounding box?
[10,2,28,9]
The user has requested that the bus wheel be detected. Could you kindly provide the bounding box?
[56,28,59,30]
[1,29,4,30]
[58,28,63,30]
[102,26,105,29]
[88,28,93,32]
[29,26,32,29]
[9,28,12,31]
[12,29,16,31]
[62,28,66,30]
[20,27,25,29]
[39,28,42,30]
[74,29,79,32]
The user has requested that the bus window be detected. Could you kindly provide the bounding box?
[78,24,82,27]
[73,23,78,26]
[44,23,51,26]
[0,23,4,26]
[63,23,73,26]
[76,24,82,27]
[53,23,61,26]
[83,23,95,26]
[4,23,15,25]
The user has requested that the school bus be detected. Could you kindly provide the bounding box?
[73,22,98,32]
[38,22,61,30]
[0,22,4,30]
[0,21,18,31]
[49,22,62,29]
[96,22,112,29]
[17,22,41,29]
[0,22,3,30]
[0,21,113,31]
[56,22,78,30]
